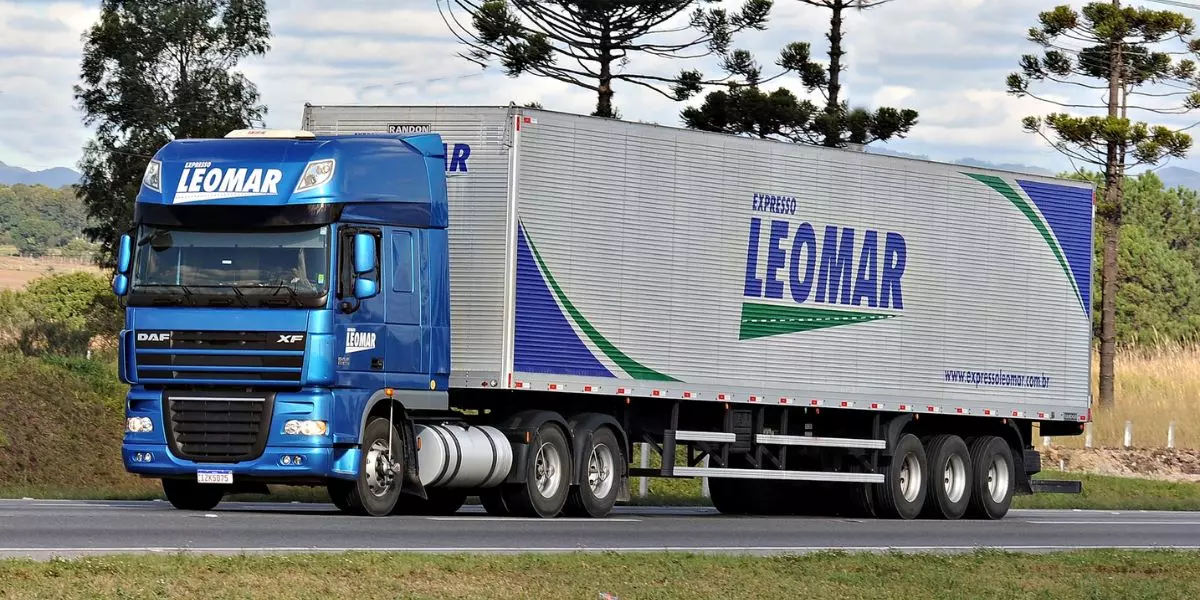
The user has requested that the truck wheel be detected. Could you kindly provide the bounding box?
[391,489,467,515]
[162,478,225,511]
[328,417,403,516]
[479,488,510,516]
[874,433,928,520]
[503,422,571,518]
[966,435,1015,520]
[564,426,623,518]
[920,434,972,520]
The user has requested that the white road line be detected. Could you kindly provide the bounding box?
[425,517,641,522]
[1029,521,1200,525]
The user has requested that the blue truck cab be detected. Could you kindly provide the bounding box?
[114,128,455,514]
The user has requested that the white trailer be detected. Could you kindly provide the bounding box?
[301,104,1092,520]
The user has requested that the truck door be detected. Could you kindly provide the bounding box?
[335,225,386,377]
[385,227,425,384]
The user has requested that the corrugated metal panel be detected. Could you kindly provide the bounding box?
[301,105,514,384]
[509,109,1093,419]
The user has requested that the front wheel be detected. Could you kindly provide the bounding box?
[162,478,226,511]
[328,417,403,516]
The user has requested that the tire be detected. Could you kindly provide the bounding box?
[966,435,1015,520]
[390,489,467,515]
[503,421,571,518]
[874,433,928,520]
[162,478,225,511]
[479,487,510,516]
[564,426,624,518]
[328,417,403,516]
[920,434,972,520]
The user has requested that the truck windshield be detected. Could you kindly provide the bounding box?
[130,225,331,307]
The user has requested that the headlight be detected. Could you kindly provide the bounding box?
[294,159,335,193]
[126,417,153,433]
[142,160,162,192]
[283,420,328,436]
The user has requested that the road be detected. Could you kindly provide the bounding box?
[1,499,1199,559]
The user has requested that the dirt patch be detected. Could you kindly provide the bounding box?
[1042,446,1200,483]
[0,256,99,290]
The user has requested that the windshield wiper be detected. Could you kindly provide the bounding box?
[265,280,302,308]
[134,283,197,306]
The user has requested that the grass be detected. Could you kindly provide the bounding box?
[1,550,1199,599]
[1050,344,1200,449]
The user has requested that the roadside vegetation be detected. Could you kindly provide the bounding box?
[1,550,1199,599]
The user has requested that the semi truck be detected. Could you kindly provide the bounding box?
[115,105,1091,520]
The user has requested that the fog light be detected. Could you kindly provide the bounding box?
[283,420,328,436]
[126,417,153,433]
[279,455,304,466]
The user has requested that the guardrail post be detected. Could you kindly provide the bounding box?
[638,442,649,498]
[1168,421,1177,449]
[1042,436,1051,447]
[1124,420,1133,449]
[1085,424,1093,448]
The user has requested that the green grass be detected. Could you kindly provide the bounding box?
[1,550,1199,599]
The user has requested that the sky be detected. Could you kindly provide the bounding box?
[2,0,1199,174]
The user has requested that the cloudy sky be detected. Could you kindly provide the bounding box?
[1,0,1198,174]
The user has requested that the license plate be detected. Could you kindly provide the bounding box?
[197,469,233,484]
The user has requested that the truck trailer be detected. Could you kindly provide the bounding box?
[115,105,1092,520]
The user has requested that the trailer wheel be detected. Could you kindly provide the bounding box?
[966,435,1015,520]
[328,417,403,516]
[875,433,928,520]
[920,434,972,520]
[162,478,225,511]
[503,421,571,518]
[564,426,623,518]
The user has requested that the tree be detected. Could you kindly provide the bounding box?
[439,0,772,118]
[11,218,56,258]
[74,0,271,267]
[682,0,916,148]
[1006,2,1199,409]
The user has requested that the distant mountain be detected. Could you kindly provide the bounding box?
[1153,166,1200,192]
[864,146,1054,176]
[0,162,80,188]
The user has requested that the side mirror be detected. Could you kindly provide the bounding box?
[112,273,129,296]
[353,232,376,274]
[354,277,378,299]
[117,234,132,274]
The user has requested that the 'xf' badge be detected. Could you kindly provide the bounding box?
[278,335,304,344]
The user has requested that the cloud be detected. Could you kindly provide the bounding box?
[1,0,1198,177]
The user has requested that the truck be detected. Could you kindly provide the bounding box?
[114,104,1091,520]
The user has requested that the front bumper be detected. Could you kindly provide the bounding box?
[122,443,361,483]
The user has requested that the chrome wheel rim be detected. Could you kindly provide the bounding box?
[587,443,614,498]
[899,452,922,503]
[944,454,967,503]
[365,438,395,498]
[987,455,1010,503]
[534,441,562,499]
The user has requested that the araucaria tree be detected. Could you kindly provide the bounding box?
[682,0,917,148]
[74,0,271,266]
[438,0,772,118]
[1007,2,1199,409]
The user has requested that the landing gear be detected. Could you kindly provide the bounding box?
[327,417,403,516]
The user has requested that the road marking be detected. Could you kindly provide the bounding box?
[425,516,641,522]
[1030,520,1200,525]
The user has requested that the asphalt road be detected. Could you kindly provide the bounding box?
[1,499,1199,559]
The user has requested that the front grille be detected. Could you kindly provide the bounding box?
[134,330,305,385]
[164,392,275,462]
